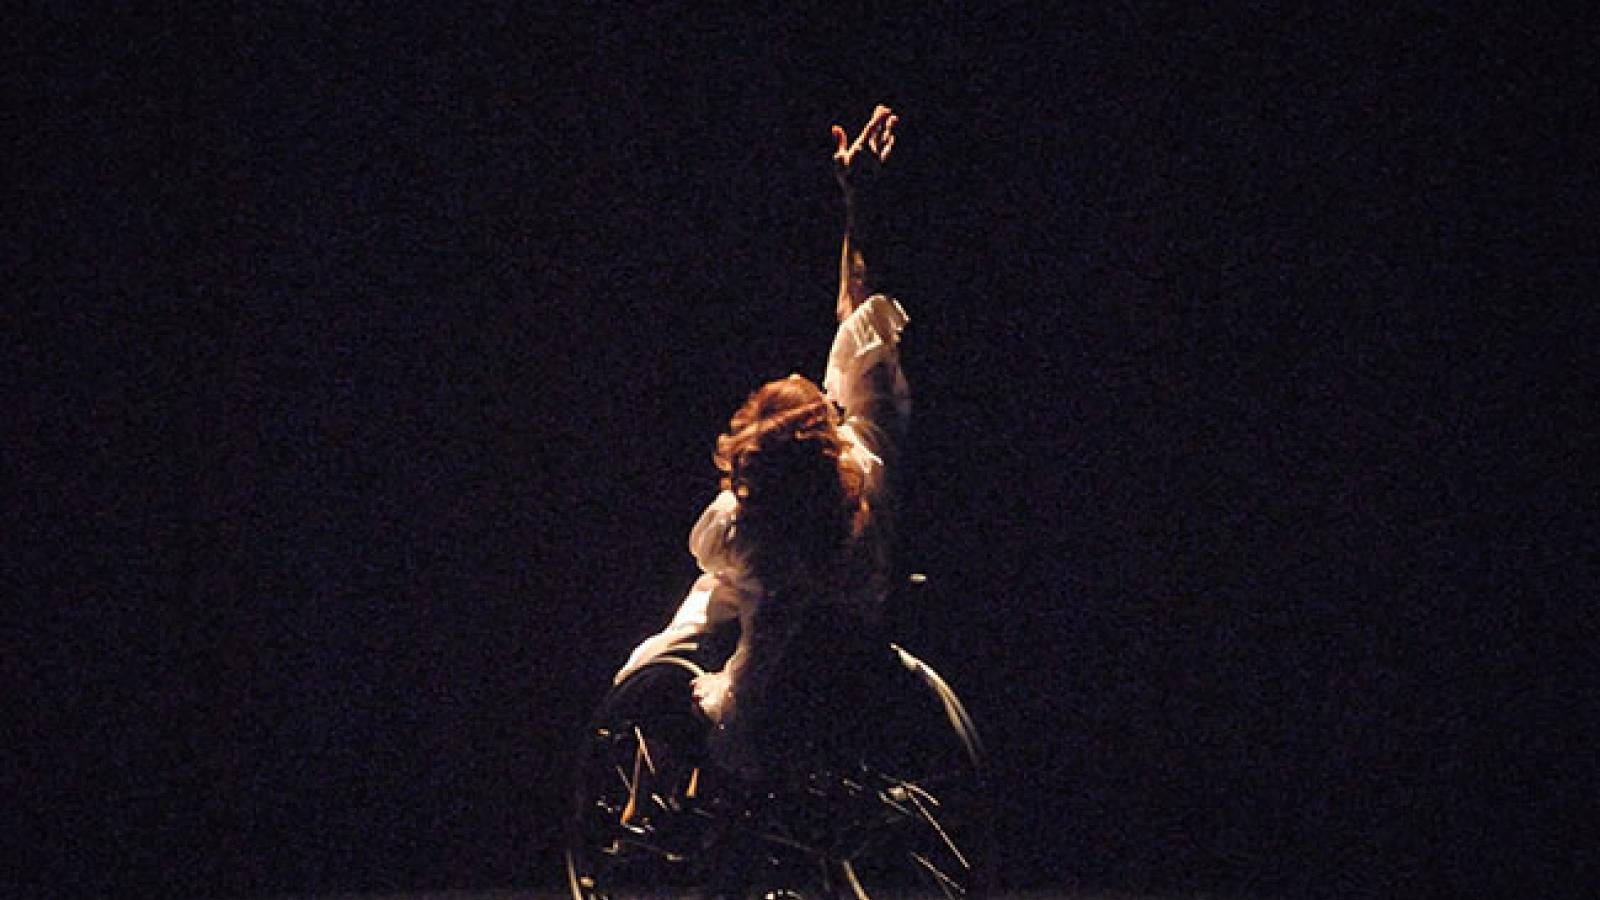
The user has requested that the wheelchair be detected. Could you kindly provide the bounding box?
[566,610,990,900]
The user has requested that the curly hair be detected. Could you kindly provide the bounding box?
[714,374,870,608]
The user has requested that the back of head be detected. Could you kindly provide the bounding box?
[715,375,868,606]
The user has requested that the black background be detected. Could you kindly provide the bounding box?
[8,5,1594,899]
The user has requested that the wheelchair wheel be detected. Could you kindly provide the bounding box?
[817,644,990,900]
[566,642,716,900]
[566,636,989,900]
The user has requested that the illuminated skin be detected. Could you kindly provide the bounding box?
[833,105,899,323]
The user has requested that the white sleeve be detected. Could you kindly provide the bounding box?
[688,490,747,578]
[824,295,910,483]
[823,294,910,421]
[614,587,713,684]
[614,575,744,684]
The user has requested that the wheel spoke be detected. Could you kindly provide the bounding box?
[909,850,967,900]
[905,786,969,871]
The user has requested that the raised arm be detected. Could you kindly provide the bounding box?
[832,105,899,323]
[824,105,910,490]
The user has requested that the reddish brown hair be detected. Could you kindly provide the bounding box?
[714,375,869,604]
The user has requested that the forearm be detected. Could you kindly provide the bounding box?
[830,105,897,323]
[835,197,871,322]
[614,575,741,684]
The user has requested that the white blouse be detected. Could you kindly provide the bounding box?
[616,295,909,684]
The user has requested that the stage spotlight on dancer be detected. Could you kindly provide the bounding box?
[614,105,911,770]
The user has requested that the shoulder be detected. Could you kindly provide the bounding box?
[689,490,756,583]
[690,490,739,550]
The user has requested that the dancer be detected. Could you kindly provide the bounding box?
[615,105,910,767]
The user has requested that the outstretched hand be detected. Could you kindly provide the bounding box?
[832,104,898,196]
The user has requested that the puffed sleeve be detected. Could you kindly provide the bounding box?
[689,490,755,585]
[824,295,910,484]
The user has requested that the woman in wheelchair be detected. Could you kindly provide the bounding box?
[571,106,987,900]
[616,104,910,769]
